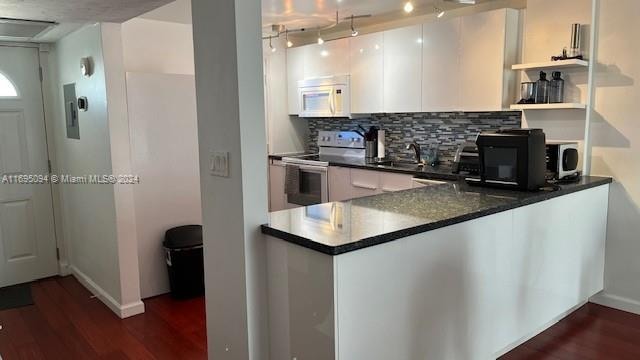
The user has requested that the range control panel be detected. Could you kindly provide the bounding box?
[318,131,365,149]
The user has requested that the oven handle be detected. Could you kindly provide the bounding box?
[291,164,328,173]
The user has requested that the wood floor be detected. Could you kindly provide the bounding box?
[500,302,640,359]
[0,276,206,360]
[2,277,640,359]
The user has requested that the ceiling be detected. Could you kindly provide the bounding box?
[0,0,173,23]
[137,0,496,30]
[139,0,192,24]
[262,0,445,29]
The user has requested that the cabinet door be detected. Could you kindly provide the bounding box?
[411,178,447,188]
[269,163,287,212]
[422,18,462,112]
[350,32,384,114]
[304,38,350,79]
[383,24,423,113]
[287,46,305,115]
[328,166,353,202]
[379,172,414,193]
[350,169,380,198]
[460,9,512,111]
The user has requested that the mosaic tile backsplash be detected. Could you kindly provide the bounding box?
[307,112,522,165]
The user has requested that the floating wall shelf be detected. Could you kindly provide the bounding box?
[512,59,589,71]
[510,103,587,110]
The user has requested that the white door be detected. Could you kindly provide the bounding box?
[0,45,58,287]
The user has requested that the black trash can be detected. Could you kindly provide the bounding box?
[163,225,205,299]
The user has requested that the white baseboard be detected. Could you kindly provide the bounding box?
[493,300,587,359]
[590,291,640,315]
[58,260,71,276]
[70,265,145,319]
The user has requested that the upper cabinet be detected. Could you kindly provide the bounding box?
[383,24,423,113]
[286,38,350,115]
[459,8,519,111]
[287,46,305,115]
[285,8,519,115]
[350,32,384,114]
[422,17,462,112]
[304,38,350,78]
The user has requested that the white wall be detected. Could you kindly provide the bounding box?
[588,0,640,314]
[120,12,201,298]
[263,38,308,154]
[520,0,592,158]
[49,24,143,317]
[121,17,195,75]
[522,0,640,314]
[127,72,201,298]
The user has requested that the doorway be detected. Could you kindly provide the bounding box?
[0,45,58,288]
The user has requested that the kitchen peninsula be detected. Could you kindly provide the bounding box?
[262,177,611,359]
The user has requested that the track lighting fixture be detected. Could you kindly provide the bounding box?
[269,36,276,52]
[404,2,414,13]
[317,29,324,44]
[435,6,445,18]
[350,15,359,37]
[285,30,293,48]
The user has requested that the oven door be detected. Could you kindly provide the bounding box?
[286,165,329,207]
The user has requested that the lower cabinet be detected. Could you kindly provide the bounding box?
[350,169,381,198]
[272,164,447,211]
[269,161,287,212]
[379,172,414,192]
[328,166,421,202]
[328,166,352,202]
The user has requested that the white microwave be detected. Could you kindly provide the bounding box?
[298,75,350,118]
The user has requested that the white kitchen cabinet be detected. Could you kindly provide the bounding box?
[349,32,384,114]
[287,46,305,115]
[329,166,353,202]
[422,18,462,112]
[379,172,414,193]
[269,161,287,212]
[411,177,448,188]
[350,169,380,198]
[328,167,416,201]
[459,8,519,111]
[383,24,423,113]
[303,38,350,79]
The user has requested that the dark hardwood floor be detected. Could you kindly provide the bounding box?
[0,276,206,360]
[500,303,640,360]
[2,277,640,359]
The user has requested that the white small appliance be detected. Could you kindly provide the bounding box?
[298,75,350,118]
[546,141,579,180]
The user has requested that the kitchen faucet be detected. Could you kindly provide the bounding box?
[406,141,422,164]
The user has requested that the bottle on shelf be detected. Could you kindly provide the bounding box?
[535,71,550,104]
[549,71,565,103]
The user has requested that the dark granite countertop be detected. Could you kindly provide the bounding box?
[269,154,462,181]
[262,176,612,255]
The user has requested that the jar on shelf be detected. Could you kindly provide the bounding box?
[549,71,565,103]
[535,71,550,104]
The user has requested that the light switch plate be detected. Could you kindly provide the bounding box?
[209,151,229,177]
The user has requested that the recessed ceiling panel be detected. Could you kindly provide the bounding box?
[0,0,174,23]
[0,18,55,40]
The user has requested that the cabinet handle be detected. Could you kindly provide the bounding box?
[381,187,402,192]
[352,183,377,190]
